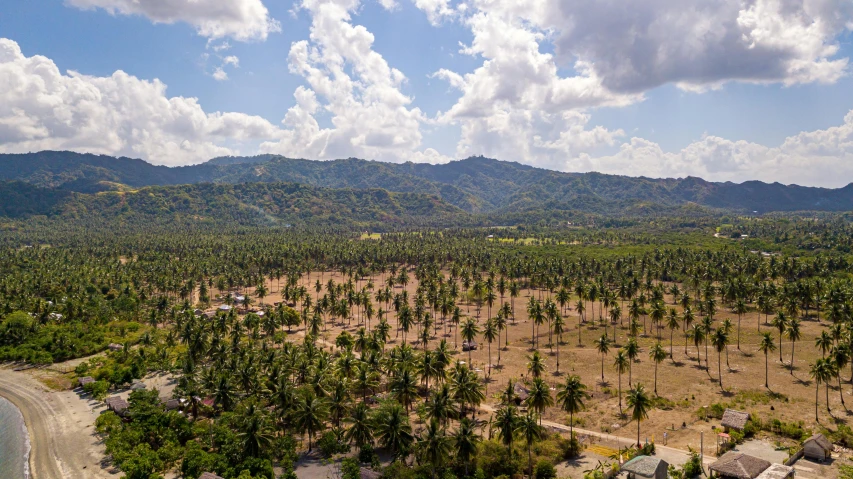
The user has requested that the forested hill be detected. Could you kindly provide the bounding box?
[0,181,461,227]
[2,151,853,213]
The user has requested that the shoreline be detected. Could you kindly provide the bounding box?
[0,368,120,479]
[0,394,30,478]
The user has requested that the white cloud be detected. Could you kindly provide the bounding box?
[429,0,853,172]
[0,38,280,166]
[584,110,853,187]
[212,67,229,81]
[259,0,449,163]
[66,0,281,41]
[412,0,455,24]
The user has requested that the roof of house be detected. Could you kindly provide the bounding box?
[78,376,95,386]
[105,396,129,413]
[721,409,751,430]
[162,398,182,410]
[199,473,225,479]
[709,452,771,479]
[621,455,667,477]
[360,468,381,479]
[804,433,833,451]
[755,464,794,479]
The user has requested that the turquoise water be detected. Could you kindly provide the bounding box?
[0,396,28,479]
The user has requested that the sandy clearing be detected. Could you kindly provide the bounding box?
[0,368,120,479]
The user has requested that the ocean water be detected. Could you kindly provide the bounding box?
[0,396,29,479]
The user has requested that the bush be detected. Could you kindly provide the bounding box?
[359,443,380,467]
[533,460,556,479]
[318,430,349,458]
[342,457,362,479]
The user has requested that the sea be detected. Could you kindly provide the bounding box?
[0,396,29,479]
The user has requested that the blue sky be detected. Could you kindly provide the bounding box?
[1,0,852,186]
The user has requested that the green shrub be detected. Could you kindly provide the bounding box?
[533,460,556,479]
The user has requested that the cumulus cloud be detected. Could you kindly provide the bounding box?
[429,0,853,171]
[0,38,280,165]
[259,0,450,163]
[66,0,281,41]
[581,110,853,187]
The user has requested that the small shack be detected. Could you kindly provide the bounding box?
[621,455,668,479]
[709,452,770,479]
[803,433,833,462]
[199,473,224,479]
[162,398,183,411]
[755,464,794,479]
[78,376,95,388]
[721,409,750,432]
[462,340,478,351]
[108,343,123,352]
[105,396,130,417]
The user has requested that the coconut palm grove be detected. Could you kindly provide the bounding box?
[4,158,853,479]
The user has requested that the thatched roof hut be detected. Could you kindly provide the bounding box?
[105,396,129,416]
[199,473,224,479]
[804,433,833,461]
[709,452,770,479]
[108,343,123,352]
[721,409,750,431]
[78,376,95,388]
[513,382,530,403]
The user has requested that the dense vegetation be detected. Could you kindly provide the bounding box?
[4,151,853,214]
[2,214,853,478]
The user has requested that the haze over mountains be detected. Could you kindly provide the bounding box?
[1,151,852,225]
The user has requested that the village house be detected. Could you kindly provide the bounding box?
[721,408,750,432]
[620,455,668,479]
[803,433,833,462]
[754,463,795,479]
[105,396,130,417]
[199,473,224,479]
[709,452,771,479]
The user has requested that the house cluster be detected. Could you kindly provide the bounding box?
[706,409,833,479]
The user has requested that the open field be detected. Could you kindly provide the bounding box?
[229,268,850,456]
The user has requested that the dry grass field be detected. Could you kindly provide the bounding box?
[222,269,848,455]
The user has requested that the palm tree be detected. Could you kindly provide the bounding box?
[517,411,542,476]
[733,298,747,350]
[525,377,554,425]
[614,349,629,416]
[391,368,419,413]
[831,346,849,410]
[689,323,705,368]
[771,312,787,361]
[527,350,546,378]
[816,331,833,357]
[483,318,498,377]
[461,318,480,363]
[595,334,610,381]
[759,332,776,388]
[557,375,589,440]
[417,419,452,479]
[666,309,679,359]
[786,318,801,374]
[554,313,565,374]
[649,342,666,395]
[627,384,652,447]
[625,338,639,385]
[712,328,729,390]
[810,358,833,421]
[453,417,480,477]
[292,391,329,451]
[237,403,274,458]
[378,402,414,460]
[494,404,520,458]
[345,402,374,453]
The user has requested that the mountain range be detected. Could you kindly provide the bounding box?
[0,151,852,224]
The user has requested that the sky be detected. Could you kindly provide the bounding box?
[1,0,853,186]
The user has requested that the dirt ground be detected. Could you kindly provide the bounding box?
[218,270,852,456]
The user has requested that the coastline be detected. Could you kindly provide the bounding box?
[0,394,30,478]
[0,368,120,479]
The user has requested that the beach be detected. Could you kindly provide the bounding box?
[0,368,120,479]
